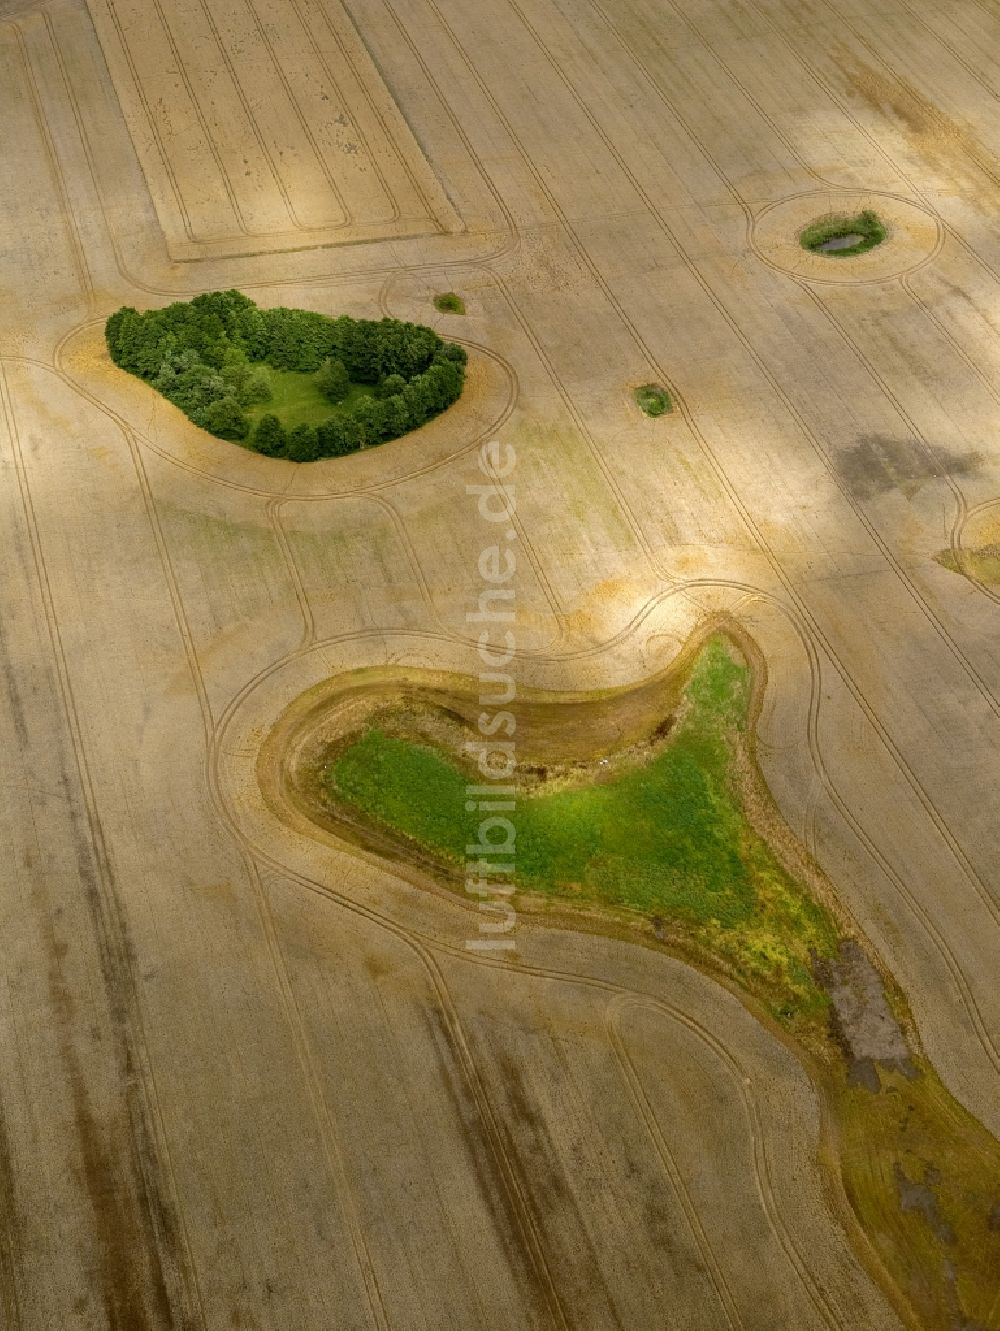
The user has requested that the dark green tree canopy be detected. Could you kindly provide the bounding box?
[200,396,250,441]
[105,290,467,462]
[252,413,287,458]
[315,356,351,405]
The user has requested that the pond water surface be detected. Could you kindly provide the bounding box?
[815,233,865,252]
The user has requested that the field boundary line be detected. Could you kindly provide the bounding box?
[9,21,93,309]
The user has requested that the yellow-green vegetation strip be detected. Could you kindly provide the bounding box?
[935,544,1000,588]
[836,1064,1000,1328]
[328,638,839,1030]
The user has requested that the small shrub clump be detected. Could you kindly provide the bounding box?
[433,291,466,315]
[635,383,672,417]
[105,289,468,461]
[799,208,887,257]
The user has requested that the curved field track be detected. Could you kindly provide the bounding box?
[0,0,998,1325]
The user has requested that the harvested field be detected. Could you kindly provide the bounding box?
[1,0,999,1326]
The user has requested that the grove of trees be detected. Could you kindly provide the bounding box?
[104,289,468,461]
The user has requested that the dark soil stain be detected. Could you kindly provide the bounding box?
[814,940,913,1085]
[837,56,994,201]
[835,435,980,501]
[421,1005,566,1329]
[62,795,197,1328]
[489,1042,626,1329]
[895,1163,955,1245]
[0,614,29,749]
[7,693,196,1329]
[0,1095,24,1328]
[40,846,178,1331]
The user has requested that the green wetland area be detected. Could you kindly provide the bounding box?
[331,639,835,1029]
[298,633,1000,1330]
[799,208,887,258]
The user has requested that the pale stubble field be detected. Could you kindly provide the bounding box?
[1,0,999,1325]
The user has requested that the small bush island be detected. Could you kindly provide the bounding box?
[433,291,466,314]
[105,289,468,460]
[799,209,886,257]
[635,383,672,417]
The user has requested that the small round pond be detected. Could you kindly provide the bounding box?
[815,233,865,252]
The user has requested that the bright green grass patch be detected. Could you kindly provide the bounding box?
[434,292,466,315]
[245,368,374,431]
[634,383,672,416]
[799,208,887,257]
[328,639,839,1026]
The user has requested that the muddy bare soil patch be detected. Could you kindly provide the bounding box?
[815,940,914,1090]
[837,435,980,500]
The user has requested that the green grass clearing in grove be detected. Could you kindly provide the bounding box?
[244,367,374,431]
[328,639,839,1029]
